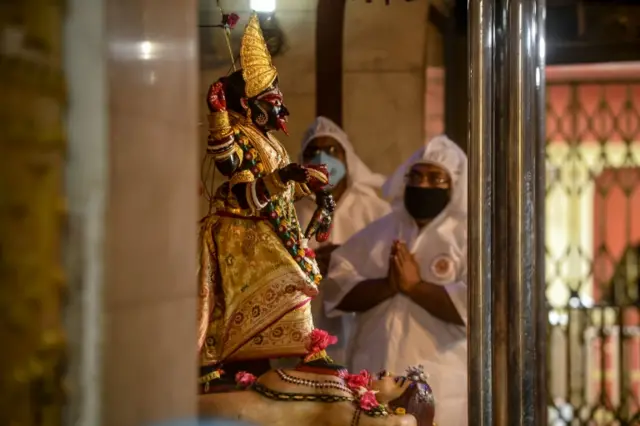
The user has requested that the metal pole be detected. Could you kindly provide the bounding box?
[503,0,546,424]
[468,0,547,424]
[534,3,548,425]
[467,0,495,425]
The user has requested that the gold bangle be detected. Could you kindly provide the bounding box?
[207,111,230,129]
[207,111,233,139]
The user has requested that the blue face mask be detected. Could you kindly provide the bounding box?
[308,151,346,187]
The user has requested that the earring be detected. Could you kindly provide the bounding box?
[255,104,268,125]
[256,113,267,125]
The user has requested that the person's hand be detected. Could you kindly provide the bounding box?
[278,163,310,183]
[390,241,422,294]
[315,244,340,276]
[207,81,227,112]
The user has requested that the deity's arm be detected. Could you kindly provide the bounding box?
[207,112,293,213]
[207,111,243,176]
[226,168,291,212]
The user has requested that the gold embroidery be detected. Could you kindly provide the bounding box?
[263,171,290,198]
[197,216,218,352]
[199,216,315,365]
[233,303,314,360]
[230,169,254,186]
[241,14,278,98]
[229,112,289,173]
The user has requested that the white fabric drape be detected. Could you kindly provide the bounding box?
[324,135,468,426]
[295,116,391,365]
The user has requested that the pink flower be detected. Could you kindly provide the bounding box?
[359,390,379,411]
[223,13,240,29]
[305,328,338,354]
[345,370,371,391]
[235,371,256,387]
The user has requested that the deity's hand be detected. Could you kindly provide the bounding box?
[206,81,227,112]
[305,164,330,192]
[278,163,310,184]
[315,190,336,213]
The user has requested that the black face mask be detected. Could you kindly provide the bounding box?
[403,186,450,220]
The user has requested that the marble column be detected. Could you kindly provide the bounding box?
[100,0,200,425]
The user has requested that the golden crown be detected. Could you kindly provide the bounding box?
[241,13,278,98]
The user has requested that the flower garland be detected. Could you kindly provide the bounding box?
[303,328,338,363]
[341,370,388,416]
[235,135,322,285]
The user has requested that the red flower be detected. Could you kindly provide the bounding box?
[223,13,240,29]
[235,371,256,387]
[359,390,379,411]
[305,328,338,354]
[304,248,316,259]
[345,370,371,391]
[316,231,330,243]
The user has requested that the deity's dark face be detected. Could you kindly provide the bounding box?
[246,83,290,135]
[220,71,290,135]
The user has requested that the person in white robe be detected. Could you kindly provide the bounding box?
[324,135,468,426]
[296,116,391,365]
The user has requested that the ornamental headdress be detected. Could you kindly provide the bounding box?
[240,13,279,98]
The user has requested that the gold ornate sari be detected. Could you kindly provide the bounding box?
[198,113,318,366]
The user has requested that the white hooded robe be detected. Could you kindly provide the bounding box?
[324,135,468,426]
[295,117,391,365]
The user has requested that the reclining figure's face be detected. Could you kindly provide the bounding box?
[247,83,290,134]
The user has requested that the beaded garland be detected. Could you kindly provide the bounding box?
[276,369,352,394]
[235,132,322,285]
[251,382,354,403]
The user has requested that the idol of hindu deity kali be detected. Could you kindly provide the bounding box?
[197,13,435,426]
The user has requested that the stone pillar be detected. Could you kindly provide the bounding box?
[100,0,200,424]
[468,0,547,424]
